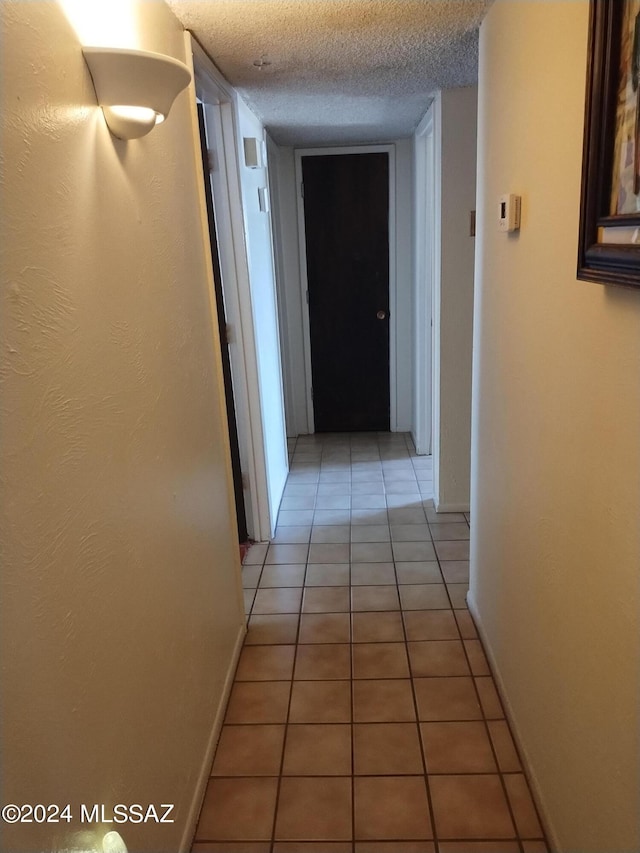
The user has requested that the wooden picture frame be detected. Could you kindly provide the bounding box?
[578,0,640,288]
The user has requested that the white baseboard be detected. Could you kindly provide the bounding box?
[434,500,470,513]
[179,621,247,853]
[466,590,558,853]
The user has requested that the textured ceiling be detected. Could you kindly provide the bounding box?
[168,0,490,145]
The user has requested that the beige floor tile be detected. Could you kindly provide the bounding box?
[352,611,404,643]
[351,563,396,585]
[453,609,478,639]
[243,543,269,565]
[310,525,350,543]
[294,643,351,680]
[275,777,352,841]
[414,677,482,721]
[353,679,416,722]
[196,778,278,841]
[235,645,296,681]
[313,509,351,525]
[431,775,515,839]
[488,720,522,772]
[352,642,410,679]
[192,842,271,853]
[434,540,470,561]
[272,526,312,544]
[274,844,352,853]
[425,509,466,524]
[351,585,400,611]
[351,524,391,542]
[242,566,262,588]
[351,542,394,563]
[212,724,285,776]
[308,543,351,563]
[504,774,544,837]
[446,583,469,608]
[259,565,306,588]
[266,543,310,564]
[388,507,427,524]
[289,680,352,723]
[429,523,470,541]
[354,776,432,840]
[298,612,351,644]
[245,614,300,646]
[355,844,434,853]
[474,676,504,718]
[464,639,491,675]
[253,587,303,615]
[302,586,350,613]
[225,681,291,724]
[304,563,350,586]
[354,722,424,774]
[395,561,442,584]
[438,843,519,853]
[392,541,437,562]
[421,721,497,773]
[390,524,432,542]
[408,641,470,677]
[403,610,459,641]
[440,561,470,583]
[399,584,451,611]
[244,588,256,614]
[282,723,352,775]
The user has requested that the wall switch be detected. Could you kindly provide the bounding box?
[498,194,521,232]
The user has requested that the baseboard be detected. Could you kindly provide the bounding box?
[433,500,470,513]
[179,621,247,853]
[466,590,558,853]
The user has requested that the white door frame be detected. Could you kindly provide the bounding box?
[413,104,436,456]
[188,34,272,541]
[294,144,398,433]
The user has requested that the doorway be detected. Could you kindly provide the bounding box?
[298,150,392,432]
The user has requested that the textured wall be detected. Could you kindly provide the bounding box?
[470,2,640,850]
[0,2,244,851]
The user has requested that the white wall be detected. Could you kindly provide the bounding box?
[471,3,640,851]
[235,100,289,531]
[433,87,478,511]
[272,140,414,435]
[0,2,245,852]
[268,142,309,436]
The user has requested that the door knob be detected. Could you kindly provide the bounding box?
[376,310,387,320]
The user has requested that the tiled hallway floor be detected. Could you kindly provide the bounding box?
[193,433,548,853]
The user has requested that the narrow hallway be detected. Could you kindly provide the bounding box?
[193,433,547,852]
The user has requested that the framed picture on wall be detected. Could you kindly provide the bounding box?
[578,0,640,288]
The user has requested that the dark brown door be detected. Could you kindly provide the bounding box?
[302,153,390,432]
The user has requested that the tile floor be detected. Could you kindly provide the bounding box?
[193,433,548,853]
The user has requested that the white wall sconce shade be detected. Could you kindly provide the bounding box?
[82,47,192,139]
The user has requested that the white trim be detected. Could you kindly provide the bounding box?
[293,144,398,432]
[466,591,556,852]
[190,36,272,541]
[412,104,435,456]
[265,135,297,436]
[179,621,246,853]
[431,93,443,502]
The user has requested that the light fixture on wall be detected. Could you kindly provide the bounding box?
[82,47,191,140]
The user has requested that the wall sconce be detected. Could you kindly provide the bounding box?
[82,47,191,140]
